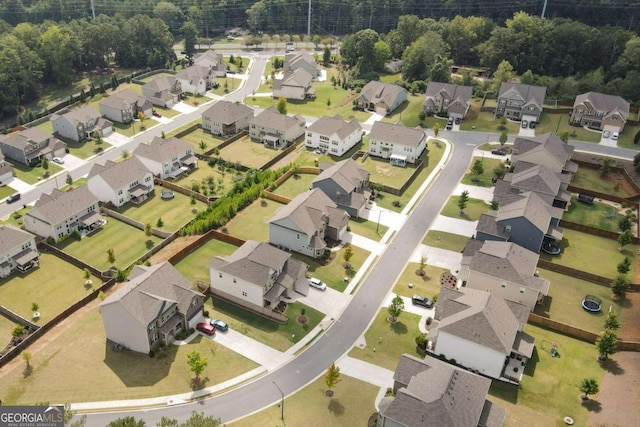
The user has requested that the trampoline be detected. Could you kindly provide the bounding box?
[582,295,602,313]
[161,190,175,200]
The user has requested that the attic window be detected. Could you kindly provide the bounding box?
[501,282,507,288]
[519,287,525,294]
[219,273,222,278]
[233,278,236,283]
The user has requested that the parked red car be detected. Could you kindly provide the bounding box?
[196,322,215,336]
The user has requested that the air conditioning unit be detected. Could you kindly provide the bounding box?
[505,225,512,232]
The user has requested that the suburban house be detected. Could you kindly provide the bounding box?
[272,68,315,100]
[142,76,182,108]
[0,225,39,277]
[0,154,13,185]
[428,286,534,383]
[460,239,551,312]
[100,262,205,354]
[378,354,505,427]
[495,83,547,122]
[475,191,564,254]
[23,187,104,241]
[355,81,408,115]
[284,51,321,78]
[511,133,578,175]
[209,240,309,313]
[269,188,349,258]
[249,107,306,149]
[0,127,66,167]
[312,159,370,218]
[201,101,254,136]
[494,161,572,209]
[51,105,114,142]
[193,50,227,77]
[87,157,155,208]
[368,121,427,166]
[133,136,197,180]
[305,115,363,156]
[423,82,474,119]
[570,91,630,133]
[175,64,214,96]
[98,89,153,124]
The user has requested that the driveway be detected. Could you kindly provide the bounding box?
[411,244,463,272]
[104,132,130,148]
[172,102,198,114]
[342,232,385,254]
[4,177,33,194]
[382,293,436,319]
[289,287,349,319]
[430,215,478,237]
[361,204,407,230]
[54,153,84,171]
[453,183,495,203]
[600,124,619,147]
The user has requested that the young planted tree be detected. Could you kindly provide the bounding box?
[121,149,131,159]
[107,248,116,267]
[433,122,440,138]
[13,324,24,338]
[419,254,427,275]
[31,302,39,313]
[84,268,91,281]
[324,362,341,396]
[603,312,620,331]
[611,274,630,298]
[343,245,354,269]
[457,190,470,215]
[617,257,631,274]
[198,140,208,153]
[471,159,484,181]
[145,222,152,244]
[499,130,508,147]
[387,295,405,322]
[276,96,287,114]
[618,215,632,232]
[600,158,613,176]
[66,174,73,185]
[157,218,164,228]
[617,230,633,250]
[22,350,32,369]
[187,350,208,382]
[596,328,618,360]
[579,378,599,400]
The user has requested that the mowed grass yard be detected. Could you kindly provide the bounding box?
[562,196,626,232]
[459,99,520,134]
[0,253,102,324]
[56,136,112,160]
[230,375,379,427]
[534,269,624,334]
[219,135,282,169]
[174,237,240,283]
[58,218,163,271]
[174,165,245,198]
[392,262,448,301]
[440,196,490,222]
[273,172,317,199]
[489,324,607,427]
[205,298,324,352]
[348,217,389,241]
[171,125,226,152]
[9,161,64,185]
[359,155,418,190]
[0,315,14,346]
[540,228,636,279]
[381,94,426,128]
[570,167,634,197]
[422,230,469,253]
[536,112,601,143]
[224,199,284,242]
[113,117,160,137]
[0,305,259,405]
[294,245,369,292]
[461,156,507,187]
[119,192,207,232]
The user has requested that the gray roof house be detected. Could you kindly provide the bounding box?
[429,286,533,382]
[273,68,315,101]
[511,133,578,175]
[0,127,66,167]
[0,154,13,185]
[570,91,630,132]
[378,354,505,427]
[494,161,572,209]
[460,239,550,312]
[284,51,321,78]
[51,105,114,142]
[312,159,370,218]
[100,262,205,354]
[193,49,227,77]
[175,64,214,96]
[201,101,254,136]
[423,82,474,119]
[23,186,104,241]
[133,136,197,180]
[249,107,306,149]
[209,240,309,315]
[368,121,427,165]
[269,188,349,258]
[141,76,182,108]
[87,157,155,208]
[0,225,39,278]
[495,82,546,121]
[355,81,408,115]
[305,115,363,156]
[98,89,153,124]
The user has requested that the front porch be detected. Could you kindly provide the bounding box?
[13,248,40,274]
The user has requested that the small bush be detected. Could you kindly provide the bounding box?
[148,350,155,358]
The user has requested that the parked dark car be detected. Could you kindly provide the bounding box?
[6,193,21,204]
[529,121,536,129]
[209,319,229,332]
[412,294,434,308]
[454,117,461,124]
[152,111,161,118]
[491,148,507,156]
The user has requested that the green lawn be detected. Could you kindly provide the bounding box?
[571,168,634,197]
[174,165,244,198]
[348,217,388,241]
[422,231,470,253]
[58,218,163,271]
[0,315,14,347]
[381,94,426,128]
[139,72,175,83]
[118,192,207,232]
[294,245,369,292]
[181,93,209,108]
[392,262,447,301]
[540,228,636,278]
[154,105,181,118]
[534,269,623,334]
[230,375,379,427]
[459,99,520,134]
[219,135,283,169]
[440,196,490,221]
[489,324,607,427]
[9,161,63,185]
[562,196,625,232]
[174,237,240,283]
[206,298,324,352]
[615,123,640,149]
[0,205,32,228]
[535,113,601,143]
[0,306,259,405]
[36,120,54,134]
[461,157,507,187]
[274,172,317,199]
[224,199,284,242]
[349,309,423,370]
[358,155,419,190]
[0,185,17,202]
[0,253,101,324]
[113,117,159,137]
[172,126,226,152]
[61,137,113,159]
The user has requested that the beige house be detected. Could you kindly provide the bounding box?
[570,92,630,133]
[423,82,473,119]
[284,51,321,78]
[511,133,578,175]
[134,136,197,180]
[99,89,153,124]
[0,225,39,277]
[201,101,254,136]
[460,239,550,312]
[142,76,182,107]
[51,105,113,142]
[355,81,407,115]
[494,161,572,209]
[273,68,315,100]
[368,121,426,166]
[495,83,546,121]
[87,157,154,207]
[0,127,66,167]
[193,50,227,77]
[249,107,306,149]
[100,262,205,354]
[175,64,214,96]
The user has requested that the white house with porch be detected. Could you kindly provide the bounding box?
[133,136,197,180]
[0,225,39,277]
[87,157,154,208]
[368,121,426,166]
[249,107,306,149]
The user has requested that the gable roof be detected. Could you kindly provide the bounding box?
[274,67,314,90]
[313,159,369,193]
[0,225,34,254]
[27,186,98,226]
[101,262,202,327]
[0,127,59,150]
[424,82,473,108]
[498,83,546,110]
[193,50,226,71]
[201,101,254,124]
[51,105,101,126]
[496,191,553,233]
[99,89,150,111]
[359,81,407,108]
[134,136,192,163]
[175,64,211,82]
[369,121,425,148]
[143,76,178,93]
[307,115,362,140]
[270,188,345,235]
[574,91,630,120]
[250,107,306,132]
[88,156,152,190]
[507,163,562,196]
[285,51,319,72]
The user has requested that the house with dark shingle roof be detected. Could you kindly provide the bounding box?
[0,225,39,277]
[100,262,205,354]
[51,105,114,142]
[0,154,13,185]
[98,89,153,124]
[494,161,572,209]
[368,121,427,166]
[209,240,309,313]
[134,136,197,180]
[273,67,315,100]
[87,157,154,208]
[571,91,629,132]
[193,50,227,77]
[423,82,473,119]
[175,64,215,95]
[142,76,182,108]
[23,187,104,241]
[249,107,306,149]
[460,239,550,312]
[269,188,349,258]
[312,159,370,218]
[305,115,363,156]
[511,133,578,175]
[0,128,66,167]
[355,81,408,115]
[201,101,254,136]
[284,51,321,78]
[429,286,533,382]
[378,354,505,427]
[495,82,546,121]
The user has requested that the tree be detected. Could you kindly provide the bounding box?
[617,257,631,274]
[182,21,198,60]
[42,157,49,170]
[312,35,321,48]
[324,362,341,393]
[618,215,632,232]
[12,324,24,338]
[323,46,331,65]
[458,190,470,214]
[343,245,353,268]
[121,149,131,159]
[635,130,640,145]
[617,230,633,250]
[387,295,404,322]
[579,378,599,400]
[559,131,570,143]
[106,416,146,427]
[604,312,621,331]
[276,96,287,114]
[198,140,208,153]
[66,174,73,185]
[419,254,427,274]
[402,32,449,81]
[596,329,618,360]
[22,350,31,368]
[83,268,91,281]
[145,222,152,241]
[40,25,75,85]
[600,158,613,176]
[31,302,39,312]
[187,350,208,380]
[157,218,164,228]
[472,160,484,181]
[499,130,508,147]
[634,152,640,174]
[107,248,116,266]
[491,60,515,93]
[611,274,630,297]
[433,122,440,138]
[372,40,391,71]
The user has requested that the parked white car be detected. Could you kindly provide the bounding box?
[309,278,327,291]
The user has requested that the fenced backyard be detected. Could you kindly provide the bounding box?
[118,191,207,232]
[219,135,284,169]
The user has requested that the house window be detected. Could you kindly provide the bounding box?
[242,291,247,297]
[296,234,300,239]
[519,287,525,294]
[218,272,222,278]
[150,334,158,344]
[233,278,236,283]
[118,190,123,195]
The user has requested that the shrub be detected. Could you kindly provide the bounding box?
[415,333,428,350]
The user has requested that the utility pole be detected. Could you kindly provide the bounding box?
[541,0,548,18]
[90,0,95,19]
[307,0,311,37]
